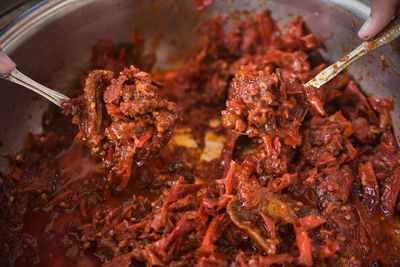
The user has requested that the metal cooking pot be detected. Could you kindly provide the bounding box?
[0,0,399,171]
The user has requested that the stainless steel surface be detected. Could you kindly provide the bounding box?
[306,16,400,89]
[0,0,42,29]
[0,69,69,107]
[0,0,400,171]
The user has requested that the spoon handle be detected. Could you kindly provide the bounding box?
[305,16,400,89]
[0,69,69,107]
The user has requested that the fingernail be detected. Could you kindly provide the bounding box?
[0,51,16,74]
[0,51,14,65]
[359,16,373,38]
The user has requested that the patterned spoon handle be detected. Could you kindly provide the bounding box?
[305,16,400,89]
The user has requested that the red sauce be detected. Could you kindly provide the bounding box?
[1,10,400,267]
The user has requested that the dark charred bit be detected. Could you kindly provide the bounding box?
[2,9,400,267]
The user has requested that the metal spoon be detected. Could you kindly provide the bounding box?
[305,16,400,89]
[0,68,69,107]
[232,16,400,136]
[1,17,399,109]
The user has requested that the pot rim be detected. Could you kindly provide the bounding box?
[0,0,94,52]
[0,0,370,53]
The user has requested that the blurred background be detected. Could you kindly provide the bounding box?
[0,0,41,29]
[0,0,374,30]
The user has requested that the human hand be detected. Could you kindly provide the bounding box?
[358,0,400,40]
[0,48,16,74]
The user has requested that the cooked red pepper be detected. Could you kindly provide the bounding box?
[1,10,400,267]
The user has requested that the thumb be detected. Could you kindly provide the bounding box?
[358,0,399,40]
[0,49,16,74]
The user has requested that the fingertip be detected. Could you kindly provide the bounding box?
[358,27,369,40]
[0,64,16,75]
[359,0,398,40]
[0,50,16,74]
[358,16,373,40]
[358,32,369,40]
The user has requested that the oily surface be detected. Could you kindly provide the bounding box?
[1,11,400,267]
